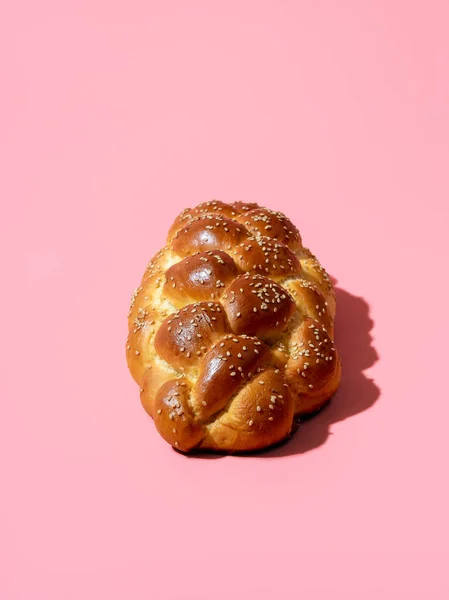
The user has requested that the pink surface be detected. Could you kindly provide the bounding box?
[1,1,449,598]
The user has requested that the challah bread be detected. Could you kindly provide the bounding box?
[126,201,341,453]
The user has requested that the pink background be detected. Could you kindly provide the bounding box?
[1,1,449,598]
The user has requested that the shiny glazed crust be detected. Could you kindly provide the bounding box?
[126,201,341,453]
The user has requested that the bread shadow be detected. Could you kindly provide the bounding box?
[179,281,380,459]
[267,281,380,457]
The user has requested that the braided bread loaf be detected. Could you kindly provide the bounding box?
[126,201,341,453]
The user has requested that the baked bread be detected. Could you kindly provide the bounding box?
[126,200,341,453]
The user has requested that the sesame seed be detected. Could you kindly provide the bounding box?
[268,417,274,421]
[157,409,162,414]
[248,420,254,426]
[230,372,236,376]
[257,405,262,412]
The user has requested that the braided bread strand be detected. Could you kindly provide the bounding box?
[126,201,341,453]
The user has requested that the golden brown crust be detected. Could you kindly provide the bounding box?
[162,250,239,306]
[167,200,255,240]
[171,215,250,257]
[285,317,340,415]
[231,236,301,280]
[201,369,295,452]
[283,278,334,336]
[221,274,296,341]
[126,200,341,453]
[154,302,229,370]
[126,307,160,385]
[153,379,204,452]
[192,335,273,421]
[234,207,302,250]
